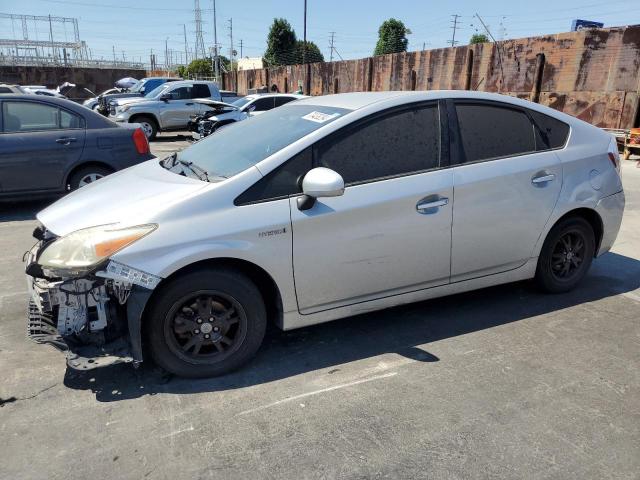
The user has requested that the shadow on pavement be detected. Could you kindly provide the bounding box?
[0,200,53,222]
[63,251,640,402]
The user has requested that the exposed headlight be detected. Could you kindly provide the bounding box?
[38,224,156,271]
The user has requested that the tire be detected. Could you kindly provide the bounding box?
[535,216,595,293]
[133,115,158,140]
[68,165,113,191]
[146,268,267,378]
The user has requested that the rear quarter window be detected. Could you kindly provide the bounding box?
[528,110,570,150]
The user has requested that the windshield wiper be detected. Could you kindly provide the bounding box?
[178,159,209,182]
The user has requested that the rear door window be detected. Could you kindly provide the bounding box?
[275,96,297,107]
[315,104,441,185]
[192,84,211,99]
[454,103,536,163]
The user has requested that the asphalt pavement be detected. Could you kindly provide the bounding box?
[0,150,638,479]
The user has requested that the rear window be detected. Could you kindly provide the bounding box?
[455,103,536,163]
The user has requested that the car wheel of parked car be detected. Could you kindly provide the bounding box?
[68,165,113,191]
[135,116,158,140]
[535,217,595,293]
[146,268,267,378]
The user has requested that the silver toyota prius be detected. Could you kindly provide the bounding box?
[25,91,625,378]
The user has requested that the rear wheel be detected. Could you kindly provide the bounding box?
[133,115,158,140]
[535,217,595,293]
[146,268,267,378]
[68,165,112,191]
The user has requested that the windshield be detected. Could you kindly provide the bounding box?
[232,97,252,109]
[144,84,169,98]
[174,104,350,180]
[129,80,144,93]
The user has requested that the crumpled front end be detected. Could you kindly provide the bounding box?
[25,226,160,371]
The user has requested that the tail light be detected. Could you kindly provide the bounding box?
[132,128,150,155]
[608,137,621,175]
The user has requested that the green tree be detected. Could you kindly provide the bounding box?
[470,33,490,44]
[374,18,410,56]
[295,40,324,64]
[175,65,187,78]
[264,18,297,66]
[186,58,212,78]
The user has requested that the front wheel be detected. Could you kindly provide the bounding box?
[146,269,267,378]
[535,217,595,293]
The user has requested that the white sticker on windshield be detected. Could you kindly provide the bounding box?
[302,111,340,123]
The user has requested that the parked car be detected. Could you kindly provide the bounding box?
[109,80,221,139]
[188,93,305,139]
[0,94,152,200]
[24,91,624,378]
[97,77,181,116]
[82,87,122,110]
[0,84,29,94]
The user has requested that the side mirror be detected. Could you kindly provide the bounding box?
[160,93,171,102]
[297,167,345,211]
[246,104,256,113]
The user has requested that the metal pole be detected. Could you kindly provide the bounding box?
[213,0,219,80]
[303,0,307,65]
[229,18,233,70]
[183,24,188,66]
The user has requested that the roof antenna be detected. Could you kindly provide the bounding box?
[475,13,505,93]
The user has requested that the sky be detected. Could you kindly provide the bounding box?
[1,0,639,67]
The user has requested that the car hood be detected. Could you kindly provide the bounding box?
[193,99,238,109]
[113,96,152,107]
[37,160,208,236]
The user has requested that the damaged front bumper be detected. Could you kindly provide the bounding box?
[25,234,160,371]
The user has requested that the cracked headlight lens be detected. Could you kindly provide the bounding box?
[38,224,156,271]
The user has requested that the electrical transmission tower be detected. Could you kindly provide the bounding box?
[449,14,461,47]
[193,0,206,60]
[328,31,335,62]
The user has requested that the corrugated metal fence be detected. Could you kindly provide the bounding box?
[223,25,640,129]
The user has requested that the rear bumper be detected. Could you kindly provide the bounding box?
[595,190,625,256]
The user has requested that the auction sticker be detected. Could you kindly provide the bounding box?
[302,111,341,123]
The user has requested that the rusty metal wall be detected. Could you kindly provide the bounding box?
[226,25,640,129]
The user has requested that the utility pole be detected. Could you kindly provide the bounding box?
[449,14,461,47]
[422,42,426,51]
[475,13,504,91]
[302,0,307,65]
[228,18,233,70]
[239,39,243,58]
[212,0,219,81]
[329,31,335,62]
[112,45,116,63]
[165,37,169,70]
[183,24,189,65]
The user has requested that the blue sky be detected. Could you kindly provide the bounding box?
[2,0,639,66]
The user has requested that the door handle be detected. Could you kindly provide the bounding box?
[416,197,449,214]
[531,173,555,185]
[186,102,194,105]
[55,137,77,145]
